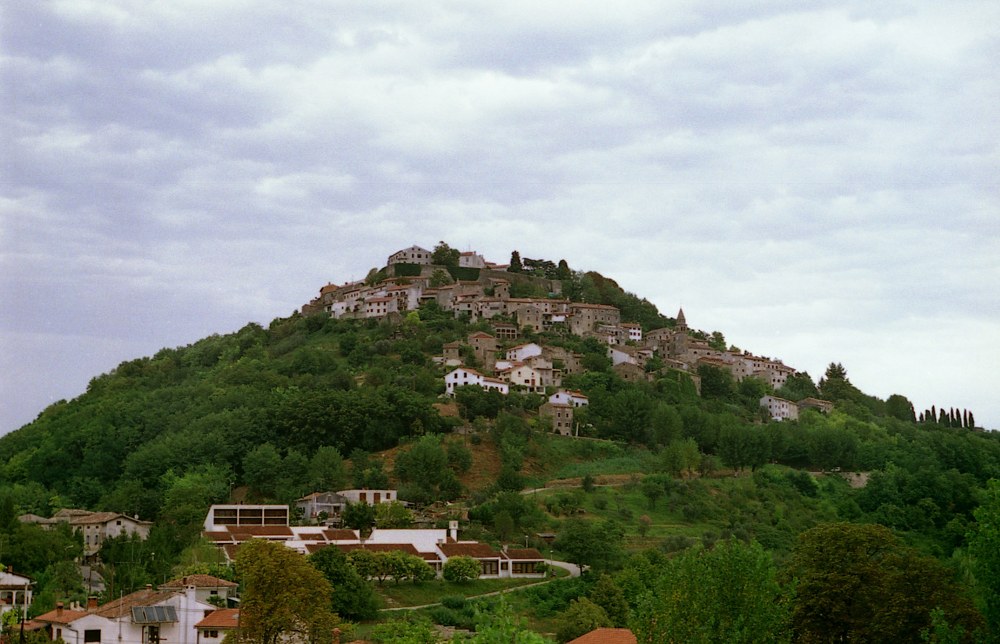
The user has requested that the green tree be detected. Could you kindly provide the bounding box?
[375,501,413,529]
[443,555,481,583]
[968,479,1000,638]
[718,424,770,473]
[471,598,553,643]
[235,540,339,644]
[630,540,791,644]
[342,502,376,533]
[429,268,451,288]
[554,518,624,572]
[775,372,818,401]
[370,617,439,643]
[243,443,282,498]
[308,446,347,492]
[886,394,917,423]
[307,545,380,621]
[661,438,701,478]
[555,597,612,642]
[508,251,523,273]
[697,364,735,401]
[588,574,629,627]
[394,436,453,503]
[786,523,981,643]
[432,241,460,267]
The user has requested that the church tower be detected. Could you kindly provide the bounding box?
[671,308,689,358]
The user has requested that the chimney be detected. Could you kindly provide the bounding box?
[56,602,64,616]
[88,597,98,610]
[448,520,458,542]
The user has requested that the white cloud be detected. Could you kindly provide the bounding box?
[2,0,998,433]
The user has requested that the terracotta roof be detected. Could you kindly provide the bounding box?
[294,531,326,540]
[227,526,294,538]
[92,589,180,619]
[33,607,89,625]
[468,332,495,339]
[323,529,358,540]
[439,543,499,559]
[567,628,637,644]
[161,574,237,589]
[502,548,544,560]
[195,609,239,630]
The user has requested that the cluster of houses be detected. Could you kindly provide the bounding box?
[305,243,832,425]
[26,575,238,644]
[18,509,153,560]
[201,501,546,581]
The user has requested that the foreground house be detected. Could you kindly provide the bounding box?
[193,609,239,644]
[0,568,33,621]
[33,583,218,644]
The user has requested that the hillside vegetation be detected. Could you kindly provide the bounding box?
[3,259,1000,641]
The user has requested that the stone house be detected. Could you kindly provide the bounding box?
[760,395,799,421]
[540,402,574,435]
[467,332,498,365]
[614,362,650,383]
[387,245,432,265]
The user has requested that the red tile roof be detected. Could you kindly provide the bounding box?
[227,526,294,538]
[33,608,89,625]
[439,543,499,559]
[567,628,637,644]
[195,609,240,630]
[92,589,180,619]
[323,529,359,540]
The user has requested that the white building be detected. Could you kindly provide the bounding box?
[34,585,217,644]
[387,245,432,265]
[203,505,289,532]
[444,367,510,396]
[549,390,589,408]
[0,569,33,622]
[760,395,799,421]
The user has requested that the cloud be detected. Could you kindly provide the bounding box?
[2,0,998,433]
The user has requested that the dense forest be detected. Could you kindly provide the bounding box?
[3,260,1000,642]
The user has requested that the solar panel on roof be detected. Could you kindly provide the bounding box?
[131,606,178,623]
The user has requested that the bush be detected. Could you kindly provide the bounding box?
[441,595,467,610]
[443,555,481,583]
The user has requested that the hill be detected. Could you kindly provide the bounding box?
[2,246,1000,638]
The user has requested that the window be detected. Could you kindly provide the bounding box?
[85,630,101,643]
[204,631,219,639]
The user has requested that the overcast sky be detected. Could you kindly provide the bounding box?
[2,1,998,435]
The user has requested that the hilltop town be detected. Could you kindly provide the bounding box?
[301,243,824,423]
[1,241,992,644]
